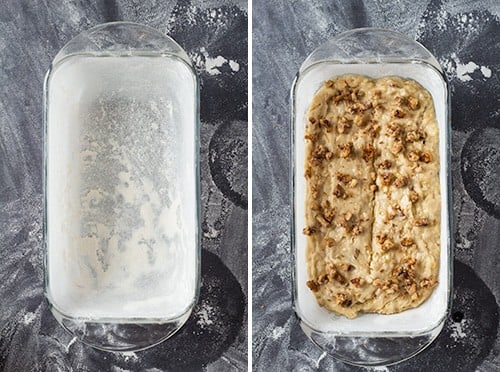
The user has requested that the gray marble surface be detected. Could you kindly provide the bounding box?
[0,1,247,371]
[253,0,499,371]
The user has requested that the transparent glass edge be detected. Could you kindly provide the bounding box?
[53,21,191,67]
[300,28,442,74]
[289,61,453,339]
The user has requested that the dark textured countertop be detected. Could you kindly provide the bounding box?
[253,0,499,371]
[0,1,247,371]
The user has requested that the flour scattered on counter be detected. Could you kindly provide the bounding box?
[271,326,285,340]
[480,66,492,78]
[450,318,467,341]
[65,337,77,353]
[315,352,326,368]
[191,47,240,75]
[119,352,139,362]
[196,303,215,328]
[206,55,227,75]
[229,59,240,72]
[440,53,492,82]
[22,312,36,325]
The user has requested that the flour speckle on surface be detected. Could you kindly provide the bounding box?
[206,55,228,75]
[22,311,36,325]
[450,318,467,341]
[440,53,492,82]
[229,59,240,72]
[191,47,240,75]
[480,65,492,78]
[315,352,327,368]
[196,303,215,328]
[271,326,286,340]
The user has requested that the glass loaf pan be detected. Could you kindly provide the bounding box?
[44,22,200,352]
[291,28,452,366]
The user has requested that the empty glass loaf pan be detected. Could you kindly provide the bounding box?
[291,28,452,366]
[44,22,200,352]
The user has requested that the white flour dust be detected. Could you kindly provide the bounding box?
[450,318,467,341]
[440,53,492,82]
[271,325,285,340]
[196,303,215,328]
[190,47,240,75]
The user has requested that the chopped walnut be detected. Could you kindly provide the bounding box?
[393,108,406,118]
[420,152,433,163]
[376,234,387,244]
[388,204,405,219]
[393,174,409,188]
[362,143,375,162]
[400,237,415,247]
[380,172,394,186]
[336,173,353,183]
[351,225,363,235]
[337,117,352,134]
[312,145,327,159]
[303,226,316,235]
[410,190,419,203]
[306,280,320,292]
[338,142,353,158]
[319,118,330,127]
[335,293,352,307]
[316,215,331,227]
[420,278,436,288]
[395,96,407,106]
[391,141,403,154]
[406,130,425,143]
[393,257,417,281]
[349,179,358,188]
[382,239,395,252]
[344,212,353,221]
[407,151,420,162]
[304,133,318,142]
[378,160,392,169]
[334,184,347,199]
[364,121,380,138]
[317,274,330,285]
[387,123,404,139]
[413,217,430,227]
[324,237,335,247]
[407,282,418,295]
[350,277,363,287]
[323,208,336,223]
[328,269,347,285]
[340,263,355,272]
[407,96,419,110]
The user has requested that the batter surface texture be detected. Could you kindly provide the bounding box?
[303,74,440,318]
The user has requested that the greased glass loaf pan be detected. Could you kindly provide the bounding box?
[291,28,452,366]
